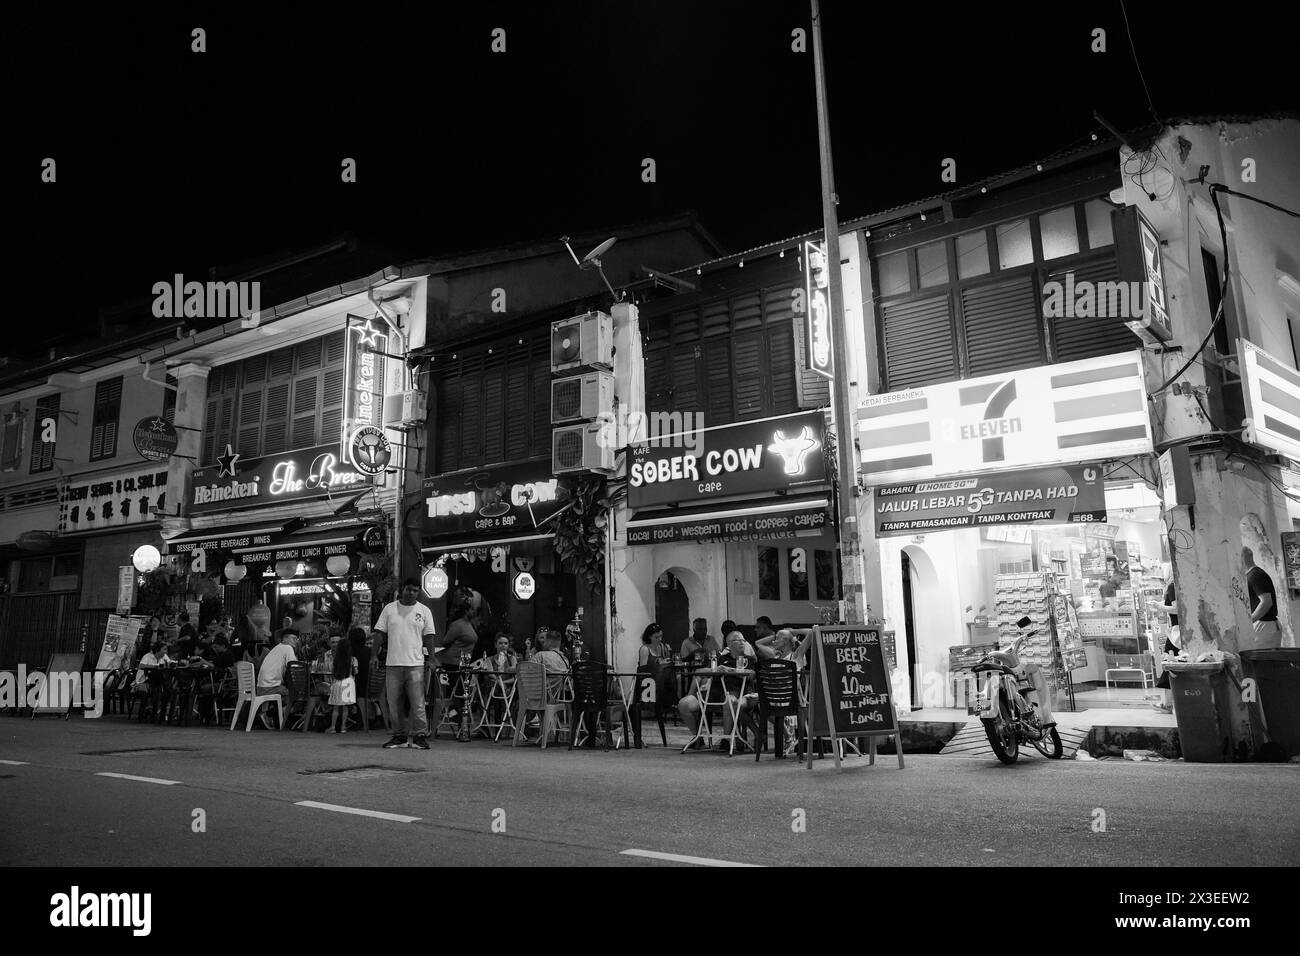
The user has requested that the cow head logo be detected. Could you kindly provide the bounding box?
[768,426,820,476]
[349,426,391,476]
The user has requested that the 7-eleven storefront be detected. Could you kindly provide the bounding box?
[857,351,1168,713]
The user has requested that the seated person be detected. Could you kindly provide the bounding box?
[679,618,721,662]
[533,631,570,698]
[132,640,172,696]
[256,630,299,711]
[755,628,810,667]
[677,631,757,749]
[210,634,237,671]
[475,633,517,674]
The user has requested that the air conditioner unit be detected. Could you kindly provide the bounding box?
[551,311,613,373]
[551,370,614,424]
[383,391,428,428]
[553,422,614,474]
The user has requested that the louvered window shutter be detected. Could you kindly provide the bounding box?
[263,382,290,455]
[732,333,765,420]
[505,342,530,461]
[321,365,344,452]
[437,369,462,473]
[645,349,672,413]
[30,394,59,473]
[882,294,958,390]
[1,414,21,471]
[959,276,1045,377]
[1047,256,1141,362]
[703,341,733,423]
[291,375,319,450]
[90,377,123,461]
[481,351,506,464]
[238,389,263,457]
[530,349,550,460]
[459,376,481,465]
[766,324,797,415]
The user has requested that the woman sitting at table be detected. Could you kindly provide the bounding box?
[637,623,668,667]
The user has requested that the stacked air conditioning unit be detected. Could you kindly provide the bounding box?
[383,390,429,429]
[551,311,615,474]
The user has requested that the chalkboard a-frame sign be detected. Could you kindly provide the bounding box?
[805,626,904,771]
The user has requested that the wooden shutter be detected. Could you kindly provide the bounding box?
[505,342,530,461]
[90,377,123,461]
[238,389,263,456]
[671,347,702,413]
[1047,256,1141,362]
[481,351,506,464]
[29,394,59,473]
[162,374,177,424]
[1,412,22,471]
[436,367,462,473]
[645,349,672,412]
[766,324,797,415]
[704,341,732,423]
[733,332,765,419]
[458,353,483,465]
[263,382,290,455]
[292,374,318,449]
[529,349,550,460]
[959,275,1044,377]
[321,365,344,451]
[882,294,957,390]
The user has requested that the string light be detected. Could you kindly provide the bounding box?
[779,249,784,258]
[738,260,744,268]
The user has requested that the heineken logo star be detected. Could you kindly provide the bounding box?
[216,444,241,478]
[356,318,386,350]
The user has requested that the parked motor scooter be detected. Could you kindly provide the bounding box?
[972,617,1062,764]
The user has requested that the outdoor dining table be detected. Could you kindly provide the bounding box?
[466,667,518,741]
[680,667,756,756]
[137,663,217,726]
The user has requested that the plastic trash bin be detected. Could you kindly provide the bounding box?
[1240,649,1300,760]
[1164,660,1237,762]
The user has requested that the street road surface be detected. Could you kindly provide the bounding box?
[1,718,1296,866]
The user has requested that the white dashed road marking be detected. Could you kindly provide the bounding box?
[95,772,180,785]
[294,800,421,823]
[620,849,760,867]
[0,760,29,766]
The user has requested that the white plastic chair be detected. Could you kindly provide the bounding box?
[230,661,284,731]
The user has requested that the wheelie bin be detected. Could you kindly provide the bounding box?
[1240,648,1300,759]
[1164,660,1238,762]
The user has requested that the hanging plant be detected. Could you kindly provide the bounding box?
[553,475,615,595]
[358,552,398,607]
[137,568,177,611]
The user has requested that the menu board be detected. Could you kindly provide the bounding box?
[806,626,903,771]
[1283,532,1300,592]
[95,615,149,671]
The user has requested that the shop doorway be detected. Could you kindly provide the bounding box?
[655,570,691,652]
[901,552,921,710]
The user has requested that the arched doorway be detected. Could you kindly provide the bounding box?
[654,570,691,652]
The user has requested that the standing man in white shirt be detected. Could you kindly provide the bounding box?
[372,578,437,750]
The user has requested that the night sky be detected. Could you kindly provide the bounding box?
[10,2,1295,359]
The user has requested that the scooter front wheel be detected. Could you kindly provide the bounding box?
[1032,726,1063,759]
[982,691,1019,764]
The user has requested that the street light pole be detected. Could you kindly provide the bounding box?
[810,0,865,624]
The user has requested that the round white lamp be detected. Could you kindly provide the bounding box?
[326,555,352,577]
[132,544,162,573]
[224,560,248,583]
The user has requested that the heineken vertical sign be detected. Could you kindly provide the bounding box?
[341,314,392,477]
[804,239,834,380]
